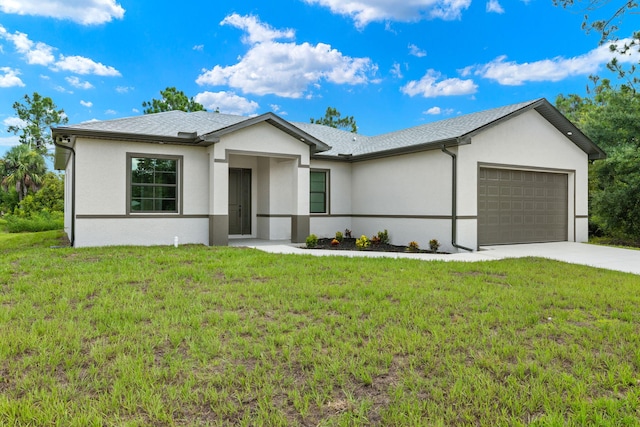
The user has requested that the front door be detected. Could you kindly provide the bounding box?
[229,168,251,235]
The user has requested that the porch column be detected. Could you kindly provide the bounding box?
[209,155,229,246]
[291,162,310,243]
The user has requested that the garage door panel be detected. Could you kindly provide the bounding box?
[478,168,568,245]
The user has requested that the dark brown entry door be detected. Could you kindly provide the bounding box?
[229,168,251,235]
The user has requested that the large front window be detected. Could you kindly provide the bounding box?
[129,155,180,213]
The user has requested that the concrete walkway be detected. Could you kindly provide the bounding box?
[229,239,640,276]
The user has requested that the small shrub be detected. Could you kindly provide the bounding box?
[331,238,340,246]
[370,235,381,245]
[305,234,318,248]
[355,235,370,250]
[377,229,390,245]
[344,228,352,238]
[407,241,420,251]
[429,239,440,252]
[335,231,344,242]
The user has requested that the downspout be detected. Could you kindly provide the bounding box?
[441,144,474,252]
[53,138,75,247]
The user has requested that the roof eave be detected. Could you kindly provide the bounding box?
[532,100,607,160]
[313,137,466,162]
[51,126,215,146]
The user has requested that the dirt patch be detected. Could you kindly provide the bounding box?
[307,238,447,254]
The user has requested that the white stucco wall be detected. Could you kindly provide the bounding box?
[72,138,210,247]
[351,151,454,251]
[310,152,454,251]
[212,122,311,165]
[309,160,353,238]
[63,154,74,242]
[74,218,209,248]
[74,138,209,215]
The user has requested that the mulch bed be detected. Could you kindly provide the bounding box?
[308,238,445,254]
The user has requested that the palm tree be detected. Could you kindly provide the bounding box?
[1,144,47,202]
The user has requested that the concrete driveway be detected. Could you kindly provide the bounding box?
[478,242,640,275]
[232,239,640,276]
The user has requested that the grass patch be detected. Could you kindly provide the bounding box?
[590,236,640,250]
[3,212,64,233]
[1,232,640,425]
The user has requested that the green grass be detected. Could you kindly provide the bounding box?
[1,232,640,426]
[590,236,640,251]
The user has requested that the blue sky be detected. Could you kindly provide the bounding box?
[1,0,638,155]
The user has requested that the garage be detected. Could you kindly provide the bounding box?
[478,167,568,245]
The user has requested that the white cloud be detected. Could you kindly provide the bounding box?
[409,43,427,57]
[66,76,94,89]
[0,26,55,65]
[193,91,260,115]
[221,14,295,44]
[54,85,72,93]
[0,135,20,147]
[423,106,455,115]
[390,62,403,78]
[193,44,204,51]
[269,104,287,115]
[0,67,25,87]
[3,117,27,129]
[105,109,117,115]
[302,0,471,28]
[0,0,125,25]
[197,14,377,98]
[486,0,504,14]
[470,39,640,85]
[131,108,139,113]
[401,69,477,97]
[116,86,133,93]
[54,55,121,76]
[80,100,93,107]
[0,25,121,77]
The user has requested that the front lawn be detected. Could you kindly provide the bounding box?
[1,232,639,426]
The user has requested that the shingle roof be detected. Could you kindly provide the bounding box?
[58,110,247,137]
[299,99,541,157]
[53,98,605,167]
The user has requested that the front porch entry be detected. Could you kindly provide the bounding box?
[209,151,311,246]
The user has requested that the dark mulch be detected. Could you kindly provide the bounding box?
[308,238,445,254]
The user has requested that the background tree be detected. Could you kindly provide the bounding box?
[311,107,358,133]
[16,172,64,216]
[556,81,640,241]
[1,144,47,202]
[8,92,68,154]
[553,0,639,90]
[142,87,206,114]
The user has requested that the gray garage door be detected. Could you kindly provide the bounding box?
[478,168,568,245]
